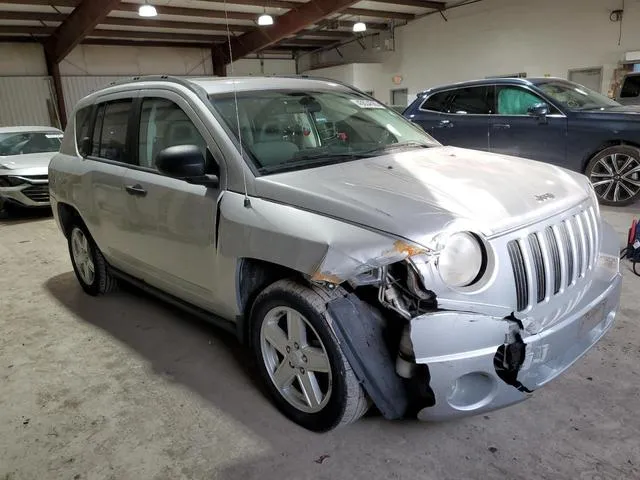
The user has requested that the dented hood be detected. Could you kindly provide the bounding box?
[255,146,589,244]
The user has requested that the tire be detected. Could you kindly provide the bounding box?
[68,221,117,296]
[250,279,368,432]
[586,145,640,206]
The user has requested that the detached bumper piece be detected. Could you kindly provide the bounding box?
[328,294,408,420]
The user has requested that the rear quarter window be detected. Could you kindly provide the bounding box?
[75,106,93,156]
[420,91,451,112]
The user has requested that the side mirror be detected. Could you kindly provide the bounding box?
[528,102,550,118]
[156,145,219,187]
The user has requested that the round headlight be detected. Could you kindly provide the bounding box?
[437,232,485,287]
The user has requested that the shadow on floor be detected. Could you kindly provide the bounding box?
[0,206,52,225]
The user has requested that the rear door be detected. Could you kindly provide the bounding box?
[489,85,567,165]
[81,93,138,270]
[120,90,224,310]
[418,86,491,151]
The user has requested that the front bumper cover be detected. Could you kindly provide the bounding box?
[412,221,622,421]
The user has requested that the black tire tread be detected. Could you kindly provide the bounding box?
[69,222,117,296]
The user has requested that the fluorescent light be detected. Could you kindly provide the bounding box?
[138,4,157,17]
[353,21,366,33]
[258,13,274,26]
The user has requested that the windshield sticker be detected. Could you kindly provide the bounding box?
[45,133,63,138]
[350,99,385,109]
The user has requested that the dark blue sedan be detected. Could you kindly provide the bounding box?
[404,77,640,206]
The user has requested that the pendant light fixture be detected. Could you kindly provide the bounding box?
[257,4,274,26]
[138,1,158,17]
[353,20,366,33]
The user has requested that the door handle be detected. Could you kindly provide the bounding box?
[125,184,147,197]
[492,124,511,129]
[436,119,454,128]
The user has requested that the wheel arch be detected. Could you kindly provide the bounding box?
[581,139,640,172]
[235,257,306,344]
[57,202,85,238]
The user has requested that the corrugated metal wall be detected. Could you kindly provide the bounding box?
[0,76,58,127]
[61,76,127,119]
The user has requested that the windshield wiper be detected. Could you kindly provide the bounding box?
[357,141,432,156]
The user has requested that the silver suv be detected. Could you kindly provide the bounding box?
[49,76,622,432]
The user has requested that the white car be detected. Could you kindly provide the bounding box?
[0,126,63,210]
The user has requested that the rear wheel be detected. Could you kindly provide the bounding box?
[586,146,640,206]
[68,222,117,296]
[250,279,368,432]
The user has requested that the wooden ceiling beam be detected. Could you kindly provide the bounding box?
[44,0,122,62]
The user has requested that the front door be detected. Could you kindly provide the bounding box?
[121,92,223,309]
[489,85,567,165]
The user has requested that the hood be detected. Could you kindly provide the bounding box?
[572,104,640,119]
[0,152,55,173]
[255,146,589,244]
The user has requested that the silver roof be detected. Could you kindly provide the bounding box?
[0,126,62,133]
[188,76,352,94]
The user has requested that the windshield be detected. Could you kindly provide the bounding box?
[210,89,439,174]
[0,131,62,157]
[535,80,620,110]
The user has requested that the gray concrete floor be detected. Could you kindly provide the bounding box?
[1,205,639,480]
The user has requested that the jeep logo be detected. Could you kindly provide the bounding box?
[535,193,556,202]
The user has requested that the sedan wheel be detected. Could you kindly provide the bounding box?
[587,146,640,206]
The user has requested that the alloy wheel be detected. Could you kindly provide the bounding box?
[260,306,332,413]
[71,227,95,285]
[589,153,640,204]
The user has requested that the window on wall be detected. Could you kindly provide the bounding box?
[138,97,206,169]
[495,86,545,115]
[390,88,408,106]
[447,87,492,114]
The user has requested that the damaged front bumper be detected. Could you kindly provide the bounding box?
[410,261,621,421]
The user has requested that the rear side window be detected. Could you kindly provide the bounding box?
[75,106,92,156]
[420,91,451,112]
[620,76,640,98]
[90,99,133,162]
[447,87,492,114]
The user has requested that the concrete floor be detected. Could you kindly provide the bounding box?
[1,205,639,480]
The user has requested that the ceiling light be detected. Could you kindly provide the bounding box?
[258,13,274,26]
[138,3,157,17]
[353,21,366,33]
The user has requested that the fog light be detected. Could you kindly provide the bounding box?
[447,372,496,410]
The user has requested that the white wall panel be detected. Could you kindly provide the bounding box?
[0,44,47,76]
[0,77,57,127]
[301,0,640,101]
[61,76,128,117]
[227,58,296,76]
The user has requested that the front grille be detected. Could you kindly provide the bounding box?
[507,205,599,312]
[22,184,50,203]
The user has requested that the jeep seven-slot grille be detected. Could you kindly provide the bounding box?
[507,206,599,312]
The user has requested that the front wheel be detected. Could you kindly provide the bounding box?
[250,279,368,432]
[586,146,640,206]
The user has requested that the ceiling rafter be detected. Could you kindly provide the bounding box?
[44,0,123,62]
[218,0,363,62]
[368,0,445,9]
[0,10,353,38]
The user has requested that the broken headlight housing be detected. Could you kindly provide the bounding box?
[436,232,486,288]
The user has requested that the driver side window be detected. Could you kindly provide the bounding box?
[138,98,207,170]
